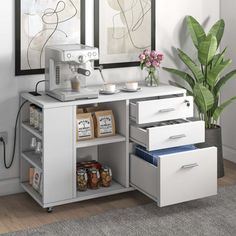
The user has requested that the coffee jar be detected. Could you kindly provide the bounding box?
[88,168,100,189]
[100,166,112,187]
[77,168,88,191]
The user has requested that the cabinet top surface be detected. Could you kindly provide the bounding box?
[21,84,186,108]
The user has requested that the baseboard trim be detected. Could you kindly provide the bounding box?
[0,178,24,196]
[223,145,236,164]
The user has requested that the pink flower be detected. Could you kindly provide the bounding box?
[157,54,164,61]
[152,60,160,67]
[139,49,164,69]
[150,50,157,58]
[143,49,150,56]
[149,56,154,62]
[139,53,146,61]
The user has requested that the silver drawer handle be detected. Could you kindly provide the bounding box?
[159,108,175,113]
[182,163,199,169]
[169,134,186,140]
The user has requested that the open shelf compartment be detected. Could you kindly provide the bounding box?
[22,122,42,140]
[21,151,42,170]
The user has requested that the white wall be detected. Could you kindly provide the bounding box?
[0,0,220,196]
[220,0,236,163]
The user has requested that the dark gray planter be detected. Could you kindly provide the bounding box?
[196,125,224,178]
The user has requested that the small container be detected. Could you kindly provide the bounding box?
[35,141,42,154]
[29,104,36,126]
[30,137,37,150]
[100,166,112,187]
[77,169,88,191]
[88,168,100,189]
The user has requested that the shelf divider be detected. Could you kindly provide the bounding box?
[76,134,126,148]
[76,180,132,201]
[21,122,42,140]
[21,151,42,170]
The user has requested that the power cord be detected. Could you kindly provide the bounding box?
[29,80,47,96]
[0,101,28,169]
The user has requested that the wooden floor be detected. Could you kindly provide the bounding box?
[1,159,236,235]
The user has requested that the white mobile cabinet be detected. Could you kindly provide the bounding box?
[20,84,217,211]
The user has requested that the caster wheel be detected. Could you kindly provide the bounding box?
[47,207,53,213]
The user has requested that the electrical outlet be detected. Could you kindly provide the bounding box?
[0,132,8,144]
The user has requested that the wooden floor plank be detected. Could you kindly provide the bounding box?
[0,160,236,234]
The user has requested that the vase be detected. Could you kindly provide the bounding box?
[196,125,224,178]
[145,68,159,87]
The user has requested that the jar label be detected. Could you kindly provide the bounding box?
[77,118,92,138]
[98,115,113,134]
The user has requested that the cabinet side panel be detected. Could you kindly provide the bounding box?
[43,106,74,204]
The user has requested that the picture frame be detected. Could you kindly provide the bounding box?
[15,0,85,76]
[94,0,156,69]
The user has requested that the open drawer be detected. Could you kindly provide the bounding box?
[130,147,217,207]
[130,96,193,124]
[130,119,205,151]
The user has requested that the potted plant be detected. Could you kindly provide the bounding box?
[163,16,236,178]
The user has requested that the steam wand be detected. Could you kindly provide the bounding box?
[94,65,106,84]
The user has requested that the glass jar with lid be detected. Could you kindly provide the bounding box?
[100,166,112,187]
[88,168,100,189]
[77,168,88,191]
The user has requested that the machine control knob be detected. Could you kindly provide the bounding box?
[93,52,97,57]
[78,55,86,63]
[67,53,71,58]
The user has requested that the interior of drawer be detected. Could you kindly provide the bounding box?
[130,93,185,104]
[133,145,198,167]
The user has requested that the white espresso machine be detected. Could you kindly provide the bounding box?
[45,44,99,101]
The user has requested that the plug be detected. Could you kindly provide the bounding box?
[0,132,8,144]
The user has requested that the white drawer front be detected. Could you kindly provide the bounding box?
[130,96,193,124]
[130,120,205,151]
[130,147,217,207]
[159,147,217,206]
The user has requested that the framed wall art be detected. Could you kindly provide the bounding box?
[94,0,156,69]
[15,0,85,76]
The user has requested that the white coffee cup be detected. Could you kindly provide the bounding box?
[103,84,116,92]
[125,82,138,90]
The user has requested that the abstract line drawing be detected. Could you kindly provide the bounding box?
[15,0,84,75]
[94,0,155,69]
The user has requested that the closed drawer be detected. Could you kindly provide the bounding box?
[130,96,193,124]
[130,147,217,207]
[130,119,205,151]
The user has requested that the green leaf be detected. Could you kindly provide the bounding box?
[186,16,206,48]
[214,69,236,95]
[209,96,219,116]
[211,47,227,67]
[207,59,232,87]
[208,19,225,48]
[177,49,204,82]
[168,80,193,96]
[162,67,195,89]
[193,84,214,113]
[198,35,218,66]
[213,96,236,121]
